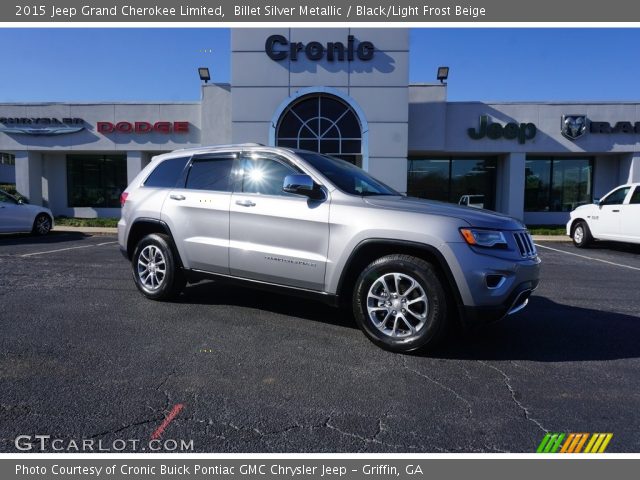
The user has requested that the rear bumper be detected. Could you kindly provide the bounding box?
[461,279,539,327]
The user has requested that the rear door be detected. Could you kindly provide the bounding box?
[621,186,640,242]
[162,152,238,273]
[228,151,330,291]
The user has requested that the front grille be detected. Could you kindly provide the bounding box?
[513,231,537,258]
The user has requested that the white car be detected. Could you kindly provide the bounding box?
[567,183,640,247]
[0,189,53,235]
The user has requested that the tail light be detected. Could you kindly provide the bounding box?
[120,192,129,207]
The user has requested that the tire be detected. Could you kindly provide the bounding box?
[572,220,593,248]
[352,254,448,353]
[32,213,52,236]
[131,233,186,301]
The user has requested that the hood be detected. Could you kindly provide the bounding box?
[572,203,596,215]
[21,203,52,216]
[363,196,525,230]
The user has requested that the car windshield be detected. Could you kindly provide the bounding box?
[297,152,399,196]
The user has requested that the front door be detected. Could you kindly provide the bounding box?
[0,191,29,232]
[591,186,631,239]
[229,152,330,291]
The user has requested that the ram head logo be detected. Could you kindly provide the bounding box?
[561,115,587,140]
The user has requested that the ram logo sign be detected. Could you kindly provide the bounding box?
[561,115,588,140]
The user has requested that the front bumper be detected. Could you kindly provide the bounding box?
[462,279,538,327]
[566,218,574,237]
[439,241,541,328]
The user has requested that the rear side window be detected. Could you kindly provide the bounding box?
[143,157,189,188]
[630,187,640,204]
[185,156,235,192]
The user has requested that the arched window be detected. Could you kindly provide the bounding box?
[275,93,362,166]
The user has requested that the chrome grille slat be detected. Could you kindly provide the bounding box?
[513,231,537,258]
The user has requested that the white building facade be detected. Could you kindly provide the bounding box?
[1,28,639,224]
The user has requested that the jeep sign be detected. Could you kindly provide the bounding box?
[468,115,537,144]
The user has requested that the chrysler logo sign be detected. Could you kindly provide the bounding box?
[0,117,85,135]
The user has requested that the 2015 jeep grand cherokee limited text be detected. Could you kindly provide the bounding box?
[118,145,540,353]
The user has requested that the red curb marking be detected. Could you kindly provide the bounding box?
[151,403,184,440]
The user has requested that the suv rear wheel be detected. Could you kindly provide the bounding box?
[132,233,186,300]
[353,254,447,353]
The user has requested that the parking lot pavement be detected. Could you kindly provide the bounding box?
[1,234,639,453]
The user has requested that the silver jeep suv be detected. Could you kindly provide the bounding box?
[118,144,540,352]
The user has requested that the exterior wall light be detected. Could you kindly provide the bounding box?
[198,67,211,84]
[437,66,449,84]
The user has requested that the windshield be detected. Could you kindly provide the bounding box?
[297,152,399,196]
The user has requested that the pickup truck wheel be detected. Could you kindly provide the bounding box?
[353,254,447,353]
[132,233,185,300]
[572,221,593,248]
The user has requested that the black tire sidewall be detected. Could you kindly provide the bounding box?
[132,234,182,300]
[353,256,446,353]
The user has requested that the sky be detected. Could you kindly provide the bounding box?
[1,28,639,102]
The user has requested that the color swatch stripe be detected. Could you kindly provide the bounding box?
[560,433,576,453]
[598,434,613,453]
[574,433,589,453]
[537,432,612,453]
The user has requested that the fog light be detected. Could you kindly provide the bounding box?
[486,274,505,289]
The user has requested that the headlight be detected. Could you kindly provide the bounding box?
[460,228,508,248]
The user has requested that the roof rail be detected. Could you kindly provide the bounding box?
[166,143,267,154]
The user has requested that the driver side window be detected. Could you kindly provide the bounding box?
[240,154,301,197]
[600,187,630,205]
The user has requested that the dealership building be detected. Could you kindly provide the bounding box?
[1,28,639,225]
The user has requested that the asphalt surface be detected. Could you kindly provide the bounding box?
[0,232,639,453]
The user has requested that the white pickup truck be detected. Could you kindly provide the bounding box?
[567,183,640,247]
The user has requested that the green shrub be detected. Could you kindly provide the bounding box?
[526,225,566,236]
[54,217,119,228]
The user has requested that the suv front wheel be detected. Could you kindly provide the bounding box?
[353,254,447,353]
[132,233,186,300]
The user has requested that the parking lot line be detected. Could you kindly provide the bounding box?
[535,243,640,271]
[20,241,118,258]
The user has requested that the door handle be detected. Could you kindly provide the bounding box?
[170,194,186,201]
[612,209,620,212]
[235,199,256,207]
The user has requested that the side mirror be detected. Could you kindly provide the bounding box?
[283,174,324,199]
[17,198,24,205]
